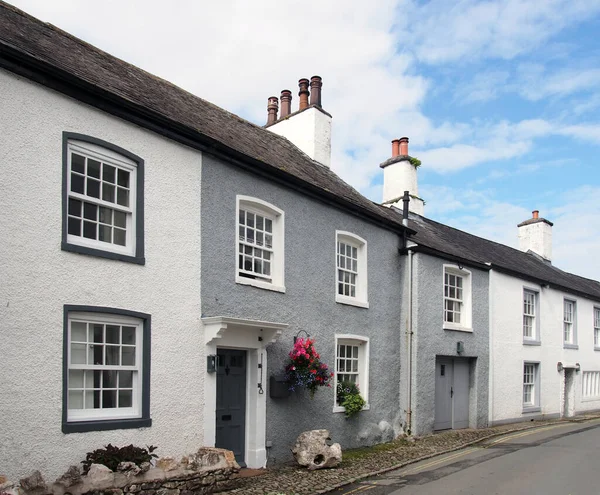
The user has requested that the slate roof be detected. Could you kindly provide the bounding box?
[0,1,409,233]
[406,211,600,301]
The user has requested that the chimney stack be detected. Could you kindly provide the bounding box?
[298,78,310,110]
[265,76,332,167]
[381,135,424,216]
[399,137,409,156]
[309,75,322,107]
[266,96,279,125]
[518,210,553,261]
[280,90,292,118]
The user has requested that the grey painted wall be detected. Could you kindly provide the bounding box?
[201,154,405,464]
[411,252,489,435]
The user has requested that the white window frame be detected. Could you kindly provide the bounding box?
[335,231,369,309]
[66,312,143,423]
[66,140,138,258]
[235,196,285,293]
[594,307,600,350]
[523,362,540,412]
[582,371,600,401]
[333,334,370,413]
[523,289,540,344]
[563,299,578,348]
[443,265,472,332]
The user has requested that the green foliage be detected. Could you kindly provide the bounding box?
[336,381,366,418]
[408,156,422,168]
[81,444,158,474]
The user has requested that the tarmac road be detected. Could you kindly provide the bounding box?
[327,418,600,495]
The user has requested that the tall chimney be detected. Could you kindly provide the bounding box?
[518,210,553,261]
[380,135,424,215]
[298,78,310,110]
[399,137,409,156]
[309,75,322,107]
[266,76,332,167]
[280,90,292,118]
[266,96,279,125]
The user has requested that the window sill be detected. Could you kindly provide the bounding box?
[595,347,600,352]
[63,417,152,433]
[332,403,370,414]
[335,295,369,309]
[236,275,285,293]
[62,242,144,265]
[443,323,472,333]
[522,406,541,414]
[523,339,541,346]
[563,343,579,350]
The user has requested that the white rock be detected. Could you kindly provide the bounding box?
[291,430,342,470]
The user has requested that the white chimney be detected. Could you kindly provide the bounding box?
[265,76,332,167]
[518,210,553,261]
[381,137,424,215]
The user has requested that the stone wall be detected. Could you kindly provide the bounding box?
[0,449,239,495]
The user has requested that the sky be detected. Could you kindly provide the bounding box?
[7,0,600,280]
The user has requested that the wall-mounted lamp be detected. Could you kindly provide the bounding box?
[207,355,219,373]
[576,363,581,373]
[557,362,563,372]
[457,341,464,355]
[293,329,310,344]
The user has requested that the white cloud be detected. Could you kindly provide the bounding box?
[454,70,510,103]
[517,65,600,101]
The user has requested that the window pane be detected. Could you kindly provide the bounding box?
[106,325,120,344]
[118,390,133,408]
[239,209,245,225]
[89,344,104,365]
[103,390,117,408]
[83,220,96,239]
[69,198,82,216]
[103,370,118,388]
[69,370,84,388]
[114,210,127,228]
[87,178,100,198]
[88,159,101,178]
[353,346,359,358]
[71,343,87,364]
[92,324,104,343]
[122,327,136,344]
[265,234,272,248]
[69,390,84,409]
[102,183,115,202]
[116,188,129,207]
[71,321,87,342]
[103,164,116,183]
[265,218,272,233]
[68,217,81,236]
[114,228,126,246]
[99,225,112,243]
[71,153,85,173]
[122,346,135,366]
[106,345,120,365]
[119,370,133,387]
[256,215,263,230]
[117,169,130,188]
[247,213,254,228]
[264,262,271,276]
[83,202,97,220]
[71,173,85,194]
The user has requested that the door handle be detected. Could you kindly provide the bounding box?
[221,414,232,421]
[450,387,454,398]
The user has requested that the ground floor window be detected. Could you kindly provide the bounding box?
[523,362,540,411]
[63,305,151,433]
[334,335,369,411]
[582,371,600,399]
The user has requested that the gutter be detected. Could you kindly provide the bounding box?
[0,44,416,237]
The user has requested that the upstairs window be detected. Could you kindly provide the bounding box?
[563,299,577,347]
[335,231,368,308]
[62,133,144,264]
[236,196,285,292]
[595,308,600,349]
[443,266,472,331]
[523,290,539,343]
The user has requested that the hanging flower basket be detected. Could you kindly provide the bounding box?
[285,338,333,398]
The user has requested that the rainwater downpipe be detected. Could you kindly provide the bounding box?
[406,247,414,435]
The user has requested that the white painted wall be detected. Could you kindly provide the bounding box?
[518,221,553,261]
[268,107,332,167]
[0,69,204,481]
[489,270,600,424]
[382,160,424,215]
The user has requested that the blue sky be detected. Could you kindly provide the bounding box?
[7,0,600,279]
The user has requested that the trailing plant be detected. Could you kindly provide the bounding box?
[408,156,421,168]
[337,381,366,418]
[285,337,333,397]
[81,444,158,474]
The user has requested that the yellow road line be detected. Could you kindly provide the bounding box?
[485,424,568,447]
[400,447,480,475]
[343,485,376,494]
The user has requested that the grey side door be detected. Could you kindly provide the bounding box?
[453,359,470,429]
[215,349,247,466]
[434,357,453,430]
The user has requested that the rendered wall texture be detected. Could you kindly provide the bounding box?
[0,70,204,481]
[489,270,600,424]
[412,253,490,435]
[200,154,404,465]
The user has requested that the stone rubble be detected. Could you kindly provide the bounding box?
[291,430,342,471]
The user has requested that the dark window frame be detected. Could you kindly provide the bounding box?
[62,132,145,264]
[62,305,151,433]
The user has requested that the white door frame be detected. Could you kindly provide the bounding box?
[202,316,287,468]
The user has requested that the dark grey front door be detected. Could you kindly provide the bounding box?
[434,357,470,430]
[216,349,247,466]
